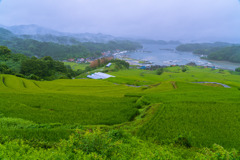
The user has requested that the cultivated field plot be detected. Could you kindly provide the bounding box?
[64,62,89,71]
[137,82,240,150]
[106,66,240,87]
[0,75,140,125]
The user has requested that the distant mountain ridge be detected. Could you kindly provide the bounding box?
[0,28,15,40]
[0,24,182,45]
[136,39,181,45]
[1,24,119,43]
[6,24,61,35]
[0,26,142,60]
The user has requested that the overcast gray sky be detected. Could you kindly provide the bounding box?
[0,0,240,42]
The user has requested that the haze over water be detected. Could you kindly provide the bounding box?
[127,44,240,70]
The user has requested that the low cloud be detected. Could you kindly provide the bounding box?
[0,0,240,42]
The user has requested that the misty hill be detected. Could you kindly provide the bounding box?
[18,33,120,45]
[6,24,62,35]
[2,24,182,45]
[2,24,120,43]
[18,34,81,45]
[137,39,181,45]
[176,42,240,63]
[176,42,233,53]
[0,28,15,40]
[207,46,240,63]
[0,27,142,59]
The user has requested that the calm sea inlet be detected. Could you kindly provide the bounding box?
[126,44,240,70]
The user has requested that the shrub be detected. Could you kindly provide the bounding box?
[156,68,164,75]
[186,62,196,66]
[181,65,188,72]
[26,74,40,80]
[0,64,15,74]
[174,136,192,148]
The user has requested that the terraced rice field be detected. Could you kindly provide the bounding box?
[137,82,240,150]
[1,66,240,150]
[0,74,141,125]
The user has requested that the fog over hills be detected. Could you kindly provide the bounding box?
[0,0,240,42]
[6,24,61,35]
[0,24,120,43]
[0,24,183,45]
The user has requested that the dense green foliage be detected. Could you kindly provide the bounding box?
[19,34,81,45]
[0,64,14,74]
[20,56,75,80]
[207,46,240,63]
[156,68,164,75]
[176,42,240,63]
[0,46,76,80]
[0,46,28,73]
[0,46,11,55]
[176,42,232,53]
[235,67,240,72]
[0,129,238,159]
[110,59,130,70]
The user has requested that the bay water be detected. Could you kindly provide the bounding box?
[126,44,240,70]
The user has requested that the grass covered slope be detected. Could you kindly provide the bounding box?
[0,74,141,125]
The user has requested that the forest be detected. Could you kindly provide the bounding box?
[0,46,76,80]
[176,42,240,63]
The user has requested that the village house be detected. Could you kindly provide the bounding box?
[76,58,85,63]
[67,58,75,62]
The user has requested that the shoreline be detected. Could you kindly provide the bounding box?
[114,45,240,71]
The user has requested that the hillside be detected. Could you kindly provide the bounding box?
[2,24,120,43]
[0,28,15,40]
[207,46,240,63]
[176,42,233,53]
[1,66,240,159]
[0,28,142,59]
[176,42,240,63]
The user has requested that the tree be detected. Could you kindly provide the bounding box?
[181,66,188,72]
[235,67,240,72]
[0,46,11,55]
[110,59,129,70]
[0,64,14,74]
[20,59,50,78]
[156,68,164,75]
